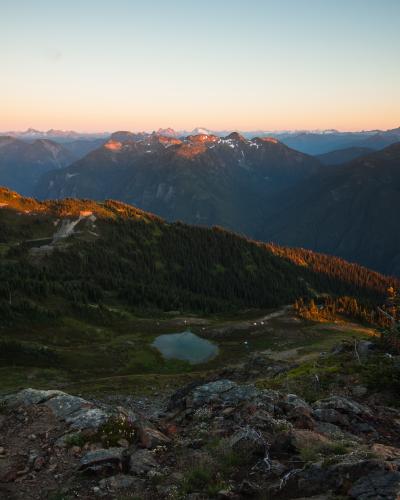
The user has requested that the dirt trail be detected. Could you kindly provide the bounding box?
[52,217,83,242]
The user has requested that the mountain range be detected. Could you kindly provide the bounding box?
[5,126,400,154]
[35,131,320,236]
[0,137,75,195]
[260,142,400,276]
[316,147,374,166]
[1,126,400,276]
[3,128,109,142]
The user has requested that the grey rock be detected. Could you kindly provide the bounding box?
[356,341,376,359]
[314,421,357,440]
[2,388,63,407]
[229,426,267,457]
[284,394,312,412]
[351,385,368,398]
[277,456,387,498]
[188,379,278,410]
[2,388,111,432]
[99,474,136,490]
[313,408,349,426]
[129,449,158,475]
[349,470,400,499]
[312,396,371,416]
[79,447,126,471]
[45,394,91,419]
[67,408,110,431]
[137,424,170,449]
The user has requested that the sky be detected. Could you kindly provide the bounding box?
[1,0,399,132]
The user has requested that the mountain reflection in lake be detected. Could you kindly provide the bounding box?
[152,330,218,364]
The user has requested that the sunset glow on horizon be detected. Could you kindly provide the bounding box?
[1,0,399,133]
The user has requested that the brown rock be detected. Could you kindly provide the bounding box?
[137,426,170,449]
[289,429,330,452]
[370,443,400,460]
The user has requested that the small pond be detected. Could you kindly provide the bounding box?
[152,330,219,364]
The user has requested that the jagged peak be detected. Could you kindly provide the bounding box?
[151,134,182,146]
[156,127,178,137]
[186,134,219,143]
[252,136,280,145]
[104,139,123,151]
[224,132,246,142]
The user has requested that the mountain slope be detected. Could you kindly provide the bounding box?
[0,187,396,325]
[35,132,321,235]
[316,146,374,165]
[260,142,400,276]
[278,127,400,155]
[0,136,74,195]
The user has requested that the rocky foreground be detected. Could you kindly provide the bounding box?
[1,361,400,500]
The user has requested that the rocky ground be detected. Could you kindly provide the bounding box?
[1,342,400,499]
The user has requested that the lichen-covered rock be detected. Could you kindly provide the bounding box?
[2,388,111,432]
[312,396,371,416]
[2,388,64,407]
[66,408,110,431]
[228,426,267,457]
[186,379,279,411]
[45,394,92,419]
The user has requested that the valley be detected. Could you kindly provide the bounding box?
[0,304,376,397]
[1,173,400,500]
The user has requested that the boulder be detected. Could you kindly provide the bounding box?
[187,379,279,412]
[356,341,376,359]
[349,470,400,499]
[314,421,357,440]
[79,447,128,474]
[66,408,110,431]
[228,426,267,458]
[137,425,170,449]
[45,393,92,419]
[284,394,312,413]
[129,449,158,475]
[276,455,388,498]
[313,408,349,426]
[370,443,400,461]
[288,429,330,452]
[2,388,63,407]
[351,385,368,398]
[188,380,254,407]
[312,396,371,416]
[99,474,136,491]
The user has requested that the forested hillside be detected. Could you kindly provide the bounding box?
[0,188,397,326]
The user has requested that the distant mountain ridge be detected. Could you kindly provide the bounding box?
[272,127,400,155]
[6,126,400,154]
[0,137,75,195]
[259,142,400,276]
[316,147,374,166]
[36,131,321,236]
[4,128,109,142]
